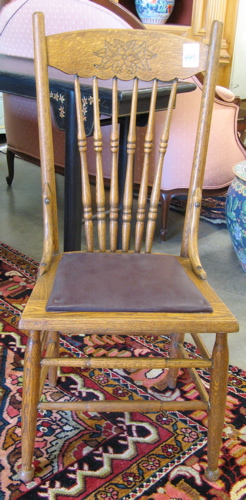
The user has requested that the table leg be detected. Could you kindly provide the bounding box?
[64,91,82,252]
[117,115,148,249]
[117,116,130,249]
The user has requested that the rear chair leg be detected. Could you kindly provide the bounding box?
[167,333,185,389]
[205,333,229,481]
[19,330,41,483]
[48,331,60,387]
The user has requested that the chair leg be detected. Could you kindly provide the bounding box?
[19,330,41,483]
[6,149,15,186]
[48,331,60,387]
[205,333,229,482]
[167,333,184,389]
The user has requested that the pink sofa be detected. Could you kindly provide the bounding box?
[153,78,246,238]
[1,0,245,239]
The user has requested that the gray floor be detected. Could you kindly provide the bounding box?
[0,144,245,370]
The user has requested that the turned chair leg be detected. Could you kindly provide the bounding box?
[167,332,185,389]
[6,149,15,186]
[19,330,41,483]
[205,333,229,481]
[48,331,60,387]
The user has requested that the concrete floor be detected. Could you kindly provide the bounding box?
[0,142,245,370]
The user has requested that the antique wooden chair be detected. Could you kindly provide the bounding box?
[19,13,238,483]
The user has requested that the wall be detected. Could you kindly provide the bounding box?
[230,0,246,98]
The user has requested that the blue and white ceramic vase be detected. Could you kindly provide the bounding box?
[135,0,175,25]
[226,160,246,272]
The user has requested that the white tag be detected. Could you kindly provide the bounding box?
[183,43,200,68]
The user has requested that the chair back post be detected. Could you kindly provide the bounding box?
[74,75,94,251]
[92,76,107,252]
[109,77,120,252]
[145,78,178,253]
[122,77,139,252]
[181,20,223,278]
[135,78,158,253]
[33,12,59,275]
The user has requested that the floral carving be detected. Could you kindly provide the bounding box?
[94,39,157,74]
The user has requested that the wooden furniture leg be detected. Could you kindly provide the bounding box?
[160,191,186,241]
[19,330,41,483]
[6,148,15,186]
[205,333,229,481]
[167,333,185,389]
[160,192,172,241]
[48,331,60,387]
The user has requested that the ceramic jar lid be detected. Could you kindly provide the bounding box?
[233,160,246,181]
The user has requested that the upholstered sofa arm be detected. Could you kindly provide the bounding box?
[215,85,237,103]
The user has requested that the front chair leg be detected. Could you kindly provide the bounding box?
[205,333,229,482]
[19,330,41,483]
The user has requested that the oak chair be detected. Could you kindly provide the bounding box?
[19,13,238,483]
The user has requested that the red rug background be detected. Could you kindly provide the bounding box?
[0,242,245,500]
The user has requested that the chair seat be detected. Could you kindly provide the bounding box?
[46,252,213,313]
[19,252,238,336]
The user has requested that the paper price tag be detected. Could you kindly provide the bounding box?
[183,43,200,68]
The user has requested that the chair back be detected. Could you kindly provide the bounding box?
[33,13,222,275]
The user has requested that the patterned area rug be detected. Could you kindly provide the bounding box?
[0,242,246,500]
[170,196,227,224]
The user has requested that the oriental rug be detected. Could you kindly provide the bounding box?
[0,242,246,500]
[170,196,227,224]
